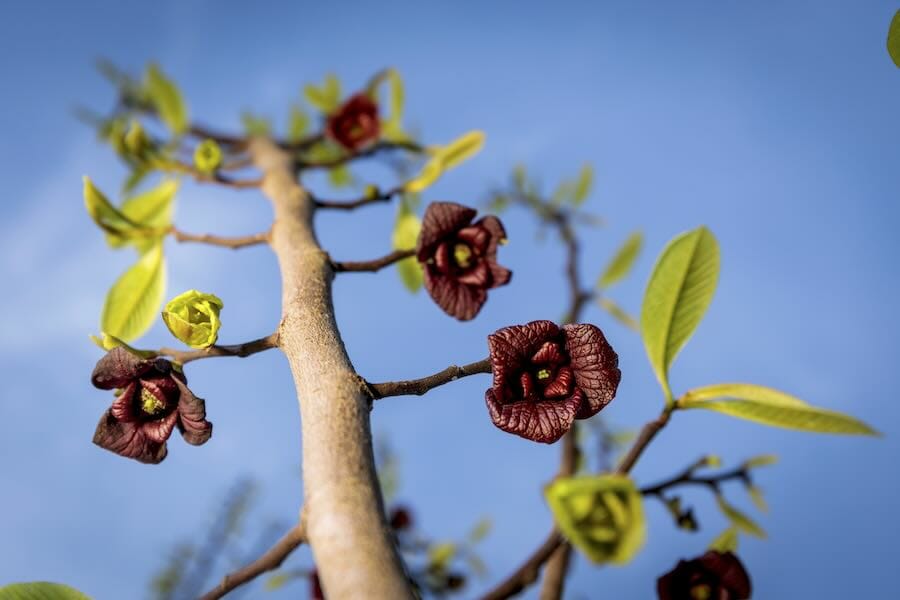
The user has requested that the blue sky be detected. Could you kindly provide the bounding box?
[1,1,899,598]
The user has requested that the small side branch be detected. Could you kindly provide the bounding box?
[314,186,402,211]
[616,409,673,474]
[159,333,279,364]
[299,140,425,169]
[199,521,306,600]
[367,358,492,399]
[640,461,750,498]
[332,249,414,273]
[171,226,271,250]
[479,531,565,600]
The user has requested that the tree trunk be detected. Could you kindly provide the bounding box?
[250,138,412,599]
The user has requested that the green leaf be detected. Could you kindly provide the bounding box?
[748,486,768,513]
[640,226,720,400]
[428,542,457,572]
[304,73,341,113]
[572,163,594,206]
[84,176,138,235]
[106,179,178,251]
[144,64,188,135]
[101,242,166,341]
[679,383,879,435]
[467,518,492,543]
[743,454,778,469]
[392,203,423,293]
[888,10,900,67]
[708,526,739,553]
[240,112,271,136]
[715,496,765,538]
[545,475,645,565]
[598,232,643,289]
[287,105,310,143]
[403,130,485,193]
[0,582,91,600]
[328,164,353,188]
[598,297,639,332]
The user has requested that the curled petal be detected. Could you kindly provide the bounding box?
[91,347,154,390]
[697,552,752,598]
[520,372,537,401]
[424,271,487,321]
[142,409,179,444]
[456,225,490,252]
[93,410,167,464]
[417,202,476,257]
[110,383,139,422]
[486,388,583,443]
[433,242,453,275]
[174,379,213,446]
[488,320,560,400]
[543,366,574,398]
[456,261,491,287]
[532,341,565,366]
[563,324,621,418]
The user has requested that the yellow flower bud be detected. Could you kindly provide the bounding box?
[162,290,224,348]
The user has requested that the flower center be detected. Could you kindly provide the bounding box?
[690,584,712,600]
[453,243,473,268]
[140,387,167,416]
[536,368,551,381]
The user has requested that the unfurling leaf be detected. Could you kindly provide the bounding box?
[743,454,778,469]
[84,176,139,235]
[105,179,178,252]
[679,383,879,435]
[545,475,645,565]
[404,131,485,193]
[708,526,740,553]
[287,105,310,143]
[748,486,768,513]
[428,542,457,572]
[304,73,342,113]
[162,290,223,349]
[193,139,222,174]
[889,10,900,67]
[240,112,271,136]
[572,163,594,206]
[144,64,188,135]
[715,496,765,538]
[0,582,91,599]
[101,242,166,342]
[598,297,639,332]
[598,232,643,289]
[640,226,719,400]
[392,202,423,292]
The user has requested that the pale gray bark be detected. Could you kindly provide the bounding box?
[250,138,413,599]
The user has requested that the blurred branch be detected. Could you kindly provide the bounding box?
[367,359,492,399]
[171,226,271,250]
[640,460,751,498]
[199,520,307,600]
[298,139,425,169]
[314,186,403,210]
[332,249,415,273]
[158,333,279,364]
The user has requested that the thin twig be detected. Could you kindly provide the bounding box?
[479,531,565,600]
[367,358,492,399]
[198,521,307,600]
[158,333,279,365]
[615,409,673,475]
[298,140,425,169]
[314,186,402,210]
[171,226,271,250]
[332,249,415,273]
[640,462,750,498]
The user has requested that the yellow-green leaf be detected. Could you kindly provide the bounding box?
[743,454,778,469]
[708,526,739,553]
[403,156,444,193]
[84,176,138,235]
[428,542,456,572]
[715,496,765,538]
[598,297,639,331]
[101,243,166,341]
[748,486,768,513]
[287,105,310,143]
[0,582,91,600]
[545,475,645,565]
[467,518,492,543]
[888,10,900,67]
[572,163,594,206]
[392,203,423,293]
[328,164,352,188]
[640,227,719,400]
[144,64,188,135]
[679,383,879,435]
[304,73,341,113]
[599,232,643,289]
[403,130,485,193]
[106,179,178,251]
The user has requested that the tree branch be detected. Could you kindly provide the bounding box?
[157,333,279,364]
[615,409,673,475]
[640,461,750,498]
[298,139,425,169]
[332,249,415,273]
[367,358,492,399]
[314,186,402,210]
[198,521,307,600]
[171,226,271,249]
[479,531,565,600]
[250,138,413,598]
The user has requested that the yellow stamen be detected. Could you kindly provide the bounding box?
[454,243,473,268]
[140,388,166,415]
[536,368,551,381]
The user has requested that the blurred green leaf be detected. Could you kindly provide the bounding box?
[598,232,643,289]
[392,203,423,292]
[241,112,271,136]
[287,105,310,143]
[83,176,139,235]
[381,68,406,141]
[889,10,900,67]
[467,518,492,543]
[0,582,91,600]
[640,226,719,401]
[106,179,178,252]
[679,383,879,435]
[101,242,166,342]
[572,163,594,206]
[708,526,739,553]
[748,486,768,513]
[428,542,457,572]
[328,164,353,188]
[545,475,645,565]
[144,64,187,135]
[715,496,765,538]
[193,139,222,174]
[304,73,341,113]
[404,130,485,193]
[598,297,639,332]
[743,454,778,469]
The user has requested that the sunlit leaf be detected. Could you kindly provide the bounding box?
[545,475,645,565]
[428,542,457,572]
[392,203,423,293]
[304,73,341,113]
[743,454,778,469]
[241,112,271,136]
[328,165,352,188]
[403,130,485,193]
[715,496,765,538]
[0,582,91,600]
[748,486,768,513]
[640,226,719,400]
[106,179,178,251]
[572,163,594,206]
[598,232,643,289]
[679,383,879,435]
[83,176,138,235]
[287,105,310,143]
[144,64,188,135]
[708,526,740,553]
[598,297,639,331]
[101,243,166,341]
[889,10,900,67]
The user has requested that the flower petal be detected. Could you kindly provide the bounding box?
[91,347,154,390]
[93,409,168,464]
[698,552,752,599]
[486,388,582,443]
[417,202,476,258]
[487,320,559,399]
[456,261,491,287]
[532,341,565,366]
[456,225,490,252]
[563,324,621,419]
[174,378,213,446]
[110,382,139,422]
[424,271,486,321]
[543,366,574,398]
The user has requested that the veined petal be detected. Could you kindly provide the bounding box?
[485,388,582,443]
[563,324,621,418]
[174,378,213,446]
[93,410,168,464]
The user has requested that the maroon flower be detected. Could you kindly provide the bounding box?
[416,202,511,321]
[325,93,380,152]
[389,506,414,531]
[90,347,212,464]
[485,320,620,443]
[657,551,752,600]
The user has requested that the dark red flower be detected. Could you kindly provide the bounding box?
[389,506,414,531]
[657,551,752,600]
[416,202,511,321]
[485,320,620,443]
[90,347,212,464]
[325,93,380,152]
